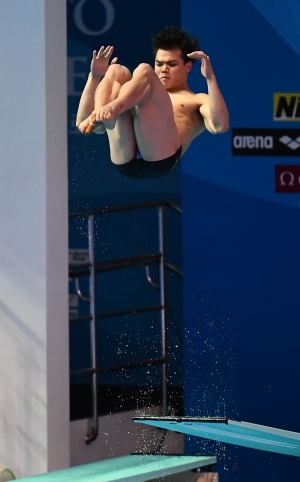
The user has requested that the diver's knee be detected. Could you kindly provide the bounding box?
[133,63,155,80]
[106,64,131,83]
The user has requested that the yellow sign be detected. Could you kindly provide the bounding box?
[274,93,300,121]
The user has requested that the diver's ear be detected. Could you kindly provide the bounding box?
[185,61,192,74]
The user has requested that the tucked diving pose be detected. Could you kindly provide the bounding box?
[76,26,229,179]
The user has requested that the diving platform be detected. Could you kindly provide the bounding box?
[133,416,300,457]
[17,454,217,482]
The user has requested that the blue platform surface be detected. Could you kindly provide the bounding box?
[133,418,300,457]
[17,454,217,482]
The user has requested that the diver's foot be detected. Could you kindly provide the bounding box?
[78,116,95,134]
[79,115,105,134]
[95,104,119,130]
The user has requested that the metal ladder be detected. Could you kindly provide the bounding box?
[69,200,182,443]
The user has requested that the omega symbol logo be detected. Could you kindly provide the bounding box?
[279,171,296,186]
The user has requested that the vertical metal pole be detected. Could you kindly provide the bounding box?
[158,206,167,415]
[86,214,98,443]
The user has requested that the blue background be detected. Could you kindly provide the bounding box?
[182,0,300,480]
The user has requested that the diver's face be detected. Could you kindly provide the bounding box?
[155,49,191,89]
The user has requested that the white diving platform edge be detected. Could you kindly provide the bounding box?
[133,416,300,457]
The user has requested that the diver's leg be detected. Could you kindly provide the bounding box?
[105,111,137,165]
[98,65,137,163]
[93,63,180,161]
[94,64,131,112]
[78,63,132,134]
[83,64,137,164]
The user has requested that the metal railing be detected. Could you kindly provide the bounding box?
[69,200,182,443]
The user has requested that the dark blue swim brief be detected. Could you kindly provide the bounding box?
[115,146,182,179]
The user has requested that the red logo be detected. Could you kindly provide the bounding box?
[275,165,300,193]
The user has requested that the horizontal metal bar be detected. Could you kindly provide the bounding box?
[134,416,228,423]
[69,262,91,268]
[69,200,182,218]
[97,304,163,319]
[95,253,161,273]
[165,261,183,277]
[70,356,166,377]
[69,305,162,324]
[69,253,161,278]
[69,315,92,323]
[69,258,183,278]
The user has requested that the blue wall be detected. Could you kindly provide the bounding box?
[182,0,300,480]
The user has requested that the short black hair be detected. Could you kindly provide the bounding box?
[152,26,200,64]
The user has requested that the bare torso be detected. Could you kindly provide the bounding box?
[168,89,206,154]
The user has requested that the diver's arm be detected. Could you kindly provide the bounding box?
[76,46,118,128]
[188,51,229,134]
[76,73,101,127]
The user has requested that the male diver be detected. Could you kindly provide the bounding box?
[76,27,229,179]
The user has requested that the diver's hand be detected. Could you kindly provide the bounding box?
[187,51,215,81]
[90,46,118,78]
